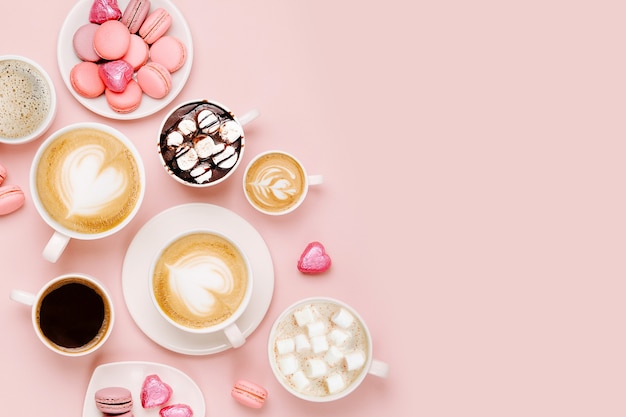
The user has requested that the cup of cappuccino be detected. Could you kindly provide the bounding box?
[10,274,114,356]
[149,230,253,348]
[268,297,389,402]
[243,150,323,215]
[30,122,145,263]
[0,55,57,144]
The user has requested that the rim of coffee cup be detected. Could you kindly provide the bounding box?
[267,296,375,402]
[148,229,254,334]
[243,150,314,216]
[29,122,146,240]
[31,274,114,357]
[0,55,57,144]
[157,99,246,188]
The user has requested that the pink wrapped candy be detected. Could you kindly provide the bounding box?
[98,60,134,93]
[297,241,332,274]
[89,0,122,23]
[141,374,172,408]
[160,404,194,417]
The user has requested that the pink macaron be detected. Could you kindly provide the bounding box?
[139,7,172,44]
[72,23,101,62]
[136,61,171,99]
[105,79,142,113]
[0,163,7,186]
[70,61,105,98]
[231,380,267,409]
[0,185,25,216]
[122,34,150,70]
[94,386,133,414]
[93,19,131,60]
[149,36,186,73]
[121,0,151,34]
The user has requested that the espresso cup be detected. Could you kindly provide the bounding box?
[149,230,253,348]
[30,122,145,263]
[0,55,57,144]
[243,150,323,215]
[158,99,258,187]
[268,297,389,402]
[10,274,114,356]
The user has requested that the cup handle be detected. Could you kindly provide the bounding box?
[223,323,246,348]
[308,175,324,186]
[43,231,70,263]
[10,289,36,306]
[368,359,390,378]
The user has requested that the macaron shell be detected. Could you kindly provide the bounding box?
[0,185,25,215]
[122,34,149,70]
[105,79,143,113]
[0,163,7,185]
[93,20,131,60]
[139,8,172,44]
[231,380,267,408]
[136,62,171,99]
[70,61,105,98]
[121,0,151,33]
[94,386,133,414]
[72,23,100,62]
[149,36,186,73]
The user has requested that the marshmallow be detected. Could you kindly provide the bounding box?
[178,118,196,136]
[294,307,315,327]
[332,308,354,328]
[276,338,295,355]
[219,120,243,143]
[278,354,299,375]
[290,371,310,391]
[310,335,329,354]
[306,321,327,337]
[166,130,184,147]
[328,329,350,346]
[194,135,224,159]
[175,146,199,171]
[214,145,238,169]
[325,373,346,395]
[305,358,328,378]
[344,350,366,371]
[324,346,344,366]
[198,109,219,133]
[294,334,311,353]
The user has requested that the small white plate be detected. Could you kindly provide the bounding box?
[121,203,275,355]
[57,0,193,120]
[83,361,205,417]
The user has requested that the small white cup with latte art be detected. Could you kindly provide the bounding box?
[30,123,145,263]
[149,230,253,348]
[0,55,56,144]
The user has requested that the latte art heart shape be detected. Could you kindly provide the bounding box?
[298,241,332,274]
[60,144,127,217]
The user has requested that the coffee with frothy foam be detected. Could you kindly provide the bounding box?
[0,59,52,140]
[244,151,307,214]
[34,127,142,235]
[151,232,250,330]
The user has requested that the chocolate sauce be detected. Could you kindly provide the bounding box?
[38,282,105,348]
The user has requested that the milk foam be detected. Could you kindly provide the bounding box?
[247,166,300,205]
[60,145,127,217]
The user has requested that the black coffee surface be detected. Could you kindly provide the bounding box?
[38,283,105,348]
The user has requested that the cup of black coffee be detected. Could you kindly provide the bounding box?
[10,274,114,356]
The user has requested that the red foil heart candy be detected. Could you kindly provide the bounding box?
[160,404,194,417]
[89,0,122,24]
[141,374,173,408]
[98,60,134,93]
[297,241,332,274]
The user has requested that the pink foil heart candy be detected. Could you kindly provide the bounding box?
[98,60,134,93]
[160,404,194,417]
[141,374,173,408]
[89,0,122,23]
[297,241,332,274]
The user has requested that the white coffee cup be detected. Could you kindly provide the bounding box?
[149,230,254,348]
[0,55,57,144]
[30,122,146,263]
[268,297,389,402]
[243,150,323,215]
[10,274,114,356]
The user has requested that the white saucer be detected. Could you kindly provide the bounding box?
[83,361,205,417]
[121,203,274,355]
[57,0,193,120]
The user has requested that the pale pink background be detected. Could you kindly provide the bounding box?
[1,0,625,416]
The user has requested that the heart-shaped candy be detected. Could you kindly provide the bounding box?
[141,374,173,408]
[297,241,332,274]
[98,60,134,93]
[160,404,194,417]
[89,0,122,24]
